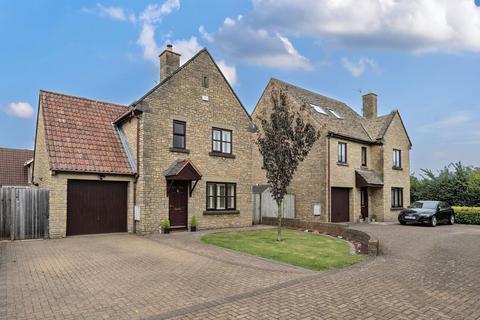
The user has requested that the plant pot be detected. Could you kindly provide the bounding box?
[190,226,197,232]
[162,227,170,234]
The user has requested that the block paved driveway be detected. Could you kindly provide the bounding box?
[1,224,479,320]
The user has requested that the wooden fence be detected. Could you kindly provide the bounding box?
[252,188,295,224]
[0,187,49,240]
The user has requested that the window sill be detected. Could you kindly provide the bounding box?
[169,147,190,154]
[390,207,404,211]
[361,165,368,169]
[392,166,403,171]
[203,210,240,216]
[337,162,348,167]
[209,152,236,159]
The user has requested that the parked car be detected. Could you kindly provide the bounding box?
[398,201,455,227]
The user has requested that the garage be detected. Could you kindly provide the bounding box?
[331,187,350,222]
[67,180,128,236]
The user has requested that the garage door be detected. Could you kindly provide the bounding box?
[67,180,128,236]
[331,187,350,222]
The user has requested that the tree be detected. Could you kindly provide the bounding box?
[257,87,319,241]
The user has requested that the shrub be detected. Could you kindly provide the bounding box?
[162,217,170,228]
[453,207,480,225]
[190,215,197,227]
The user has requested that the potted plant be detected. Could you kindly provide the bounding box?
[162,217,171,234]
[190,215,197,232]
[371,214,377,223]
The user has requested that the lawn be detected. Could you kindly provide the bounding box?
[202,229,364,270]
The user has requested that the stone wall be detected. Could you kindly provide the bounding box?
[381,114,411,221]
[136,50,254,233]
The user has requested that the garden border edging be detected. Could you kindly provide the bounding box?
[261,217,379,256]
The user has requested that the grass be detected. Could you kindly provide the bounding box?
[201,229,364,271]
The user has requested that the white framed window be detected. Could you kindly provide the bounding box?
[393,149,402,168]
[328,108,343,119]
[338,142,347,163]
[310,103,328,115]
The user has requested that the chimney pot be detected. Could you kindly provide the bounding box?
[362,93,378,119]
[159,44,180,82]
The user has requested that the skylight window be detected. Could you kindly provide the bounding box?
[328,108,343,119]
[310,103,328,115]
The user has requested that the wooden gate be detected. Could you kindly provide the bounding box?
[252,187,295,224]
[0,187,49,240]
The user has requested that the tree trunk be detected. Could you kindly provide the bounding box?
[277,199,283,241]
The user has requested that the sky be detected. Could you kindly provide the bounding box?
[1,0,480,175]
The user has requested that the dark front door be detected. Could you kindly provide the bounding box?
[360,188,368,219]
[169,181,188,228]
[331,187,350,222]
[67,180,128,236]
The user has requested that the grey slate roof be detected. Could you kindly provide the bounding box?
[269,78,398,144]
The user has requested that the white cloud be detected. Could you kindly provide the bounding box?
[341,57,378,77]
[169,36,202,64]
[199,25,214,43]
[82,4,136,22]
[217,60,237,86]
[419,112,470,132]
[137,0,181,64]
[202,16,311,70]
[249,0,480,53]
[4,102,34,119]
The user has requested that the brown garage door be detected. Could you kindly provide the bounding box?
[67,180,128,236]
[331,187,350,222]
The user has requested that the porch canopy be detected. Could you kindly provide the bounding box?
[355,169,383,188]
[164,159,202,196]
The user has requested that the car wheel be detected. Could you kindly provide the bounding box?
[400,220,406,225]
[448,214,455,225]
[430,215,437,227]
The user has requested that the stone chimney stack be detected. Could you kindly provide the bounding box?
[159,44,181,82]
[362,93,378,119]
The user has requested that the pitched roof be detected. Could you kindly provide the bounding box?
[164,159,202,180]
[269,79,372,141]
[355,169,384,187]
[131,48,253,123]
[267,79,408,145]
[39,90,134,175]
[0,147,33,186]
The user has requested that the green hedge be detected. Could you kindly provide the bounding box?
[452,207,480,225]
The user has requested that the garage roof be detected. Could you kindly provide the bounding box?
[38,90,134,175]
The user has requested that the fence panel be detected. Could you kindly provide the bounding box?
[0,187,49,240]
[260,191,295,219]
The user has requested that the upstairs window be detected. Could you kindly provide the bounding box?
[393,149,402,169]
[328,108,343,119]
[310,103,328,115]
[338,142,347,164]
[212,128,232,154]
[173,120,186,149]
[361,147,367,167]
[391,188,403,208]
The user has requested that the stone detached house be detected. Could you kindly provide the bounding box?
[0,147,33,187]
[33,46,255,238]
[252,79,412,223]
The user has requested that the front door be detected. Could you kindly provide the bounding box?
[169,181,188,229]
[360,188,368,219]
[331,187,350,222]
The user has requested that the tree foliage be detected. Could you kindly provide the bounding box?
[257,87,319,240]
[411,162,480,206]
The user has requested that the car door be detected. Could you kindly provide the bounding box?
[438,202,448,222]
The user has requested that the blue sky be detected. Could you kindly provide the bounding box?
[1,0,480,174]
